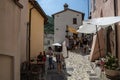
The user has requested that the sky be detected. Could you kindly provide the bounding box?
[37,0,90,20]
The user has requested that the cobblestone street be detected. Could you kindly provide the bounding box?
[45,49,110,80]
[64,51,100,80]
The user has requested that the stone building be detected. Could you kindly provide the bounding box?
[52,3,84,43]
[90,0,120,63]
[44,34,54,50]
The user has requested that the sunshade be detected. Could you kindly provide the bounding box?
[77,24,101,34]
[52,43,61,46]
[67,26,78,34]
[84,16,120,26]
[83,16,120,60]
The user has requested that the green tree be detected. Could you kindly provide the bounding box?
[44,15,54,34]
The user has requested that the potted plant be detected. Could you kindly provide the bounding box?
[104,53,120,77]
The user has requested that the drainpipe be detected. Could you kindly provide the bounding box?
[28,7,34,70]
[114,0,118,58]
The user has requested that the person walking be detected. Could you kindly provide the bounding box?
[83,36,88,54]
[47,47,54,70]
[56,46,63,73]
[55,47,64,73]
[65,36,69,58]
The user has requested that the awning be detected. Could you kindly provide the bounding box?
[83,16,120,61]
[77,16,120,34]
[52,43,61,46]
[84,16,120,26]
[67,26,78,34]
[77,24,101,34]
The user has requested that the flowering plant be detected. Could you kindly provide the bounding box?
[104,52,120,70]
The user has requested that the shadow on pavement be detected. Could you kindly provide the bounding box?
[46,57,71,80]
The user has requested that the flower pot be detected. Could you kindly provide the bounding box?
[105,68,120,77]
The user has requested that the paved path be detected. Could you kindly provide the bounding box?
[45,46,109,80]
[45,59,67,80]
[46,69,67,80]
[45,51,99,80]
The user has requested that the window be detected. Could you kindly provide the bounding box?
[47,40,50,45]
[73,18,77,24]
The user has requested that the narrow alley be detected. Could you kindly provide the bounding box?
[45,49,109,80]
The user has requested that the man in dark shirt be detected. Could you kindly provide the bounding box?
[83,37,88,53]
[37,52,43,62]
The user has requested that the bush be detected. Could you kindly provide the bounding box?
[104,52,120,70]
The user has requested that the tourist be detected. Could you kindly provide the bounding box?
[65,35,69,57]
[47,47,54,70]
[56,46,64,73]
[83,36,88,54]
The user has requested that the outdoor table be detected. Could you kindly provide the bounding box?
[30,61,45,80]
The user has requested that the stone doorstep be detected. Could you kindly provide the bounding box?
[89,73,100,80]
[89,77,100,80]
[87,70,100,80]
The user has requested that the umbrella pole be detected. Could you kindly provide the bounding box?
[96,25,101,58]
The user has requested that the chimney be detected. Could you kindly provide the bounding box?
[64,3,68,10]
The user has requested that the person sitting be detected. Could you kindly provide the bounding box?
[42,51,46,74]
[37,52,43,63]
[42,51,46,62]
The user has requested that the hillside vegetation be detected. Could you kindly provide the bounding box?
[44,15,54,34]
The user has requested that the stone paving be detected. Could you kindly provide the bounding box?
[45,49,110,80]
[45,51,99,80]
[64,51,100,80]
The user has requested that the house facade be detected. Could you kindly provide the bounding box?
[52,3,84,43]
[19,0,29,63]
[90,0,120,63]
[0,0,47,80]
[44,33,54,50]
[0,0,23,80]
[29,0,47,58]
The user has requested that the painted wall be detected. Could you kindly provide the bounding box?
[54,10,83,43]
[19,0,29,63]
[0,0,21,80]
[29,3,44,58]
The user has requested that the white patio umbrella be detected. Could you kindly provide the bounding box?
[84,16,120,26]
[52,43,61,46]
[77,24,101,34]
[81,16,120,60]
